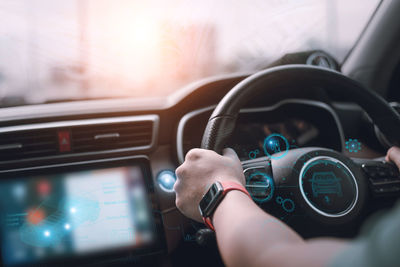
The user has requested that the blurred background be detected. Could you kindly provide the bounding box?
[0,0,379,106]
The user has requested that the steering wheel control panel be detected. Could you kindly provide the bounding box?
[242,158,299,226]
[361,161,400,196]
[244,165,274,203]
[240,148,371,238]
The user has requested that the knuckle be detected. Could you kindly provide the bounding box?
[175,166,186,178]
[392,146,400,154]
[185,148,202,161]
[388,147,400,159]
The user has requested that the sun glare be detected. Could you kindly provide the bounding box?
[130,18,161,51]
[99,14,163,86]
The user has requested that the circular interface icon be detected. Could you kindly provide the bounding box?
[299,157,358,217]
[263,134,289,159]
[276,196,295,213]
[157,170,176,192]
[246,172,274,203]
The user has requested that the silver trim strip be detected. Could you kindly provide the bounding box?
[94,133,120,140]
[0,143,23,150]
[176,99,345,164]
[298,156,359,218]
[0,115,159,159]
[243,166,268,176]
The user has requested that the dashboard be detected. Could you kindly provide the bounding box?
[0,66,396,267]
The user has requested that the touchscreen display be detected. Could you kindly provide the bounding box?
[0,166,156,266]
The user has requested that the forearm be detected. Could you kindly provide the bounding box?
[213,191,348,267]
[213,190,303,267]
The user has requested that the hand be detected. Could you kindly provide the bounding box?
[174,148,245,222]
[386,146,400,169]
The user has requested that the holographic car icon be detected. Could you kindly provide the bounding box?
[309,171,342,197]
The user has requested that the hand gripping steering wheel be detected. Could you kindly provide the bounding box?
[201,65,400,233]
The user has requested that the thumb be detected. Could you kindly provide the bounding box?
[222,148,241,162]
[387,147,400,169]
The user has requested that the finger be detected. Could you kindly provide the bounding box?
[387,147,400,168]
[223,148,240,162]
[173,179,182,195]
[175,165,186,181]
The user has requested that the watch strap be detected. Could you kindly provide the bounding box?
[203,181,251,231]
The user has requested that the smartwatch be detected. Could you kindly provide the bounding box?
[198,181,251,231]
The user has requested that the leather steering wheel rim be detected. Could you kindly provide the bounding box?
[201,64,400,152]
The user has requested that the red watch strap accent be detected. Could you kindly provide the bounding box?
[220,181,251,198]
[204,181,250,231]
[203,217,215,231]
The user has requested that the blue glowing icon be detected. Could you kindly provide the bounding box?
[309,171,343,197]
[269,140,280,153]
[248,149,260,159]
[276,196,295,213]
[345,139,361,153]
[157,170,176,192]
[263,134,289,159]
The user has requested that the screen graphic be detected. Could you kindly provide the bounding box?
[0,166,156,266]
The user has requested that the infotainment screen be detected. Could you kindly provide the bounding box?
[0,163,160,266]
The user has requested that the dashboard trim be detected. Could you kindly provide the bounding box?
[176,99,345,163]
[0,115,159,164]
[0,114,158,133]
[0,154,150,174]
[0,73,250,124]
[177,105,215,163]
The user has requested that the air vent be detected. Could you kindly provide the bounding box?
[71,120,153,153]
[0,129,58,161]
[0,115,158,162]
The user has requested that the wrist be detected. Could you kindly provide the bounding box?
[199,181,251,230]
[211,190,254,231]
[218,176,245,187]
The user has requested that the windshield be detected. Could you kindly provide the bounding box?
[0,0,380,107]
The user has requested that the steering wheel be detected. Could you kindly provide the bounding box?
[201,65,400,235]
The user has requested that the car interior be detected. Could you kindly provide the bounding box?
[0,0,400,266]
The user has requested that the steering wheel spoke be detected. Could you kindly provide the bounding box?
[242,157,274,203]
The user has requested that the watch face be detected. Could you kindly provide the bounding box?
[199,182,223,217]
